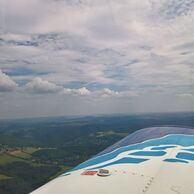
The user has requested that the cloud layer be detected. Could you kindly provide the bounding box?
[0,0,194,118]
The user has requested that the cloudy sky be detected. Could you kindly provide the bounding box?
[0,0,194,119]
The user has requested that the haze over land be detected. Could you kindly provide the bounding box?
[0,0,194,119]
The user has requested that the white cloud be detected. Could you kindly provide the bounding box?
[177,93,194,98]
[76,87,91,95]
[101,88,119,97]
[0,70,18,92]
[61,87,138,98]
[98,88,138,98]
[24,77,62,94]
[62,87,91,96]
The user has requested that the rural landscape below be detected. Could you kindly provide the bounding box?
[0,112,194,194]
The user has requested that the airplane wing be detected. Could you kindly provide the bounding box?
[30,126,194,194]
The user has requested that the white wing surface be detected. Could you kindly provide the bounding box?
[30,126,194,194]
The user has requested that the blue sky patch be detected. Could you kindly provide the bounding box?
[4,67,50,77]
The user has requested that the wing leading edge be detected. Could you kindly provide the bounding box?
[30,126,194,194]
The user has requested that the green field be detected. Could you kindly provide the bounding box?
[0,154,24,165]
[0,148,62,194]
[96,130,128,138]
[0,174,11,180]
[10,148,41,159]
[0,147,43,166]
[9,150,31,159]
[23,148,42,154]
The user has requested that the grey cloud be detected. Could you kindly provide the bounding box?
[87,13,129,41]
[154,0,194,20]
